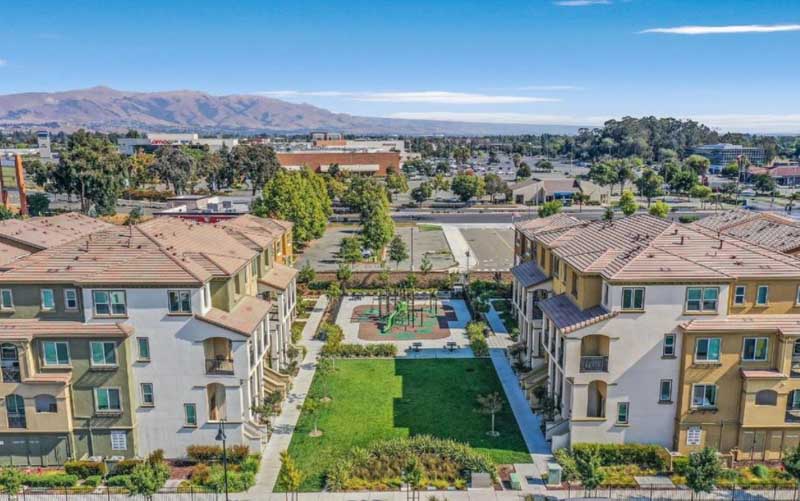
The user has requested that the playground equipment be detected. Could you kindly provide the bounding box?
[376,288,439,334]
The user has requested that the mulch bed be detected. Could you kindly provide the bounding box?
[352,303,457,341]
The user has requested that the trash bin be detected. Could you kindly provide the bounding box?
[509,473,522,490]
[547,462,562,486]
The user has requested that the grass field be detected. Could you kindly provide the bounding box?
[278,358,530,491]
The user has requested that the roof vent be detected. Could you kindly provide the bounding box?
[680,236,685,245]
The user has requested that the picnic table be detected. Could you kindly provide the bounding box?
[446,341,458,352]
[412,342,423,352]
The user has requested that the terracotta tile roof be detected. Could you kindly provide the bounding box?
[537,293,616,333]
[515,213,582,241]
[196,296,271,336]
[693,210,800,254]
[0,226,210,286]
[0,242,32,268]
[259,263,298,290]
[679,315,800,337]
[541,179,579,195]
[217,215,292,250]
[0,319,133,340]
[511,260,548,288]
[0,213,113,250]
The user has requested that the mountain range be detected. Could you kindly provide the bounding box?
[0,86,582,136]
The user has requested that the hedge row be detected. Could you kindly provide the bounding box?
[186,444,250,464]
[571,443,670,470]
[321,343,397,358]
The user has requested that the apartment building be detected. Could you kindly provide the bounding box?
[692,209,800,256]
[510,213,800,455]
[0,214,296,461]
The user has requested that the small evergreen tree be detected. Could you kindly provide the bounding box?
[575,445,606,493]
[618,190,639,216]
[388,235,409,269]
[685,447,721,496]
[783,444,800,498]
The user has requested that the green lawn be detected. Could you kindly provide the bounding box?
[279,358,531,491]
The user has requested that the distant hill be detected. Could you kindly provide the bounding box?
[0,86,582,136]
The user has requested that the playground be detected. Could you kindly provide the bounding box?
[337,293,472,355]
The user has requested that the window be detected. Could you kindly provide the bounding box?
[685,287,719,312]
[794,339,800,359]
[616,402,629,424]
[663,334,676,357]
[64,289,78,310]
[755,390,777,406]
[251,259,259,277]
[140,383,154,406]
[790,391,800,410]
[603,284,609,306]
[691,384,717,408]
[659,380,672,403]
[797,285,800,306]
[202,285,210,309]
[6,394,26,428]
[621,287,645,310]
[552,255,561,278]
[93,290,126,316]
[734,285,746,305]
[40,289,55,311]
[42,341,70,366]
[184,403,198,427]
[695,338,721,363]
[167,290,192,314]
[90,341,117,367]
[756,285,769,306]
[137,337,150,361]
[687,426,702,446]
[571,273,578,298]
[34,394,57,413]
[0,289,13,310]
[95,388,122,413]
[742,337,768,362]
[110,431,127,451]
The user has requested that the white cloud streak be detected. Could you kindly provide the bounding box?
[0,59,6,67]
[640,24,800,35]
[554,0,611,6]
[388,111,800,132]
[514,85,583,91]
[258,90,559,104]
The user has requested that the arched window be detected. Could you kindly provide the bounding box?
[34,394,57,413]
[6,395,26,428]
[755,390,777,406]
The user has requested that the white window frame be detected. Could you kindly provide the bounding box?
[94,387,123,413]
[167,290,192,314]
[140,383,154,407]
[93,290,127,317]
[659,379,672,402]
[663,333,676,357]
[137,337,151,362]
[756,285,769,306]
[41,341,70,366]
[734,285,746,305]
[685,287,719,313]
[790,390,800,410]
[691,384,718,409]
[796,285,800,306]
[694,337,721,363]
[40,288,55,311]
[110,431,127,451]
[64,289,79,311]
[616,402,629,424]
[742,337,769,362]
[0,289,14,310]
[184,403,198,427]
[621,287,645,311]
[687,426,702,446]
[89,341,118,367]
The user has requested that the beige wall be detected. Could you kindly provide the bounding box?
[729,279,800,315]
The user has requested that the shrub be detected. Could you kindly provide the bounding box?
[106,475,131,487]
[291,322,304,344]
[227,444,250,464]
[191,464,211,484]
[84,475,102,488]
[571,443,669,471]
[24,473,79,488]
[65,460,107,478]
[672,456,689,475]
[187,445,223,462]
[466,321,489,357]
[318,322,344,344]
[125,462,170,497]
[554,448,578,481]
[321,343,397,358]
[111,459,142,477]
[679,215,700,224]
[751,464,769,479]
[0,468,25,495]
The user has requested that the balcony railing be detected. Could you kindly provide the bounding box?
[1,366,21,383]
[580,356,609,373]
[7,416,26,429]
[206,358,234,375]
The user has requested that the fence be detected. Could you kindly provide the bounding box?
[547,485,800,501]
[8,487,223,501]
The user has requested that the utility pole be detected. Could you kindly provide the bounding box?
[410,226,414,272]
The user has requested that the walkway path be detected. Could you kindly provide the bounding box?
[441,224,478,272]
[248,295,328,496]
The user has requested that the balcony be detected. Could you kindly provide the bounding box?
[580,356,609,373]
[206,358,234,375]
[2,366,21,383]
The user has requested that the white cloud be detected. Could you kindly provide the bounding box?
[640,24,800,35]
[514,85,583,91]
[388,111,800,132]
[0,59,6,67]
[554,0,611,6]
[258,90,559,104]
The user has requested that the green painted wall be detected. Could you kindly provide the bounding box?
[0,284,83,320]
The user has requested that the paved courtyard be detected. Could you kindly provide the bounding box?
[461,226,514,271]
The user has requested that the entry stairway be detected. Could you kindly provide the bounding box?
[263,366,291,397]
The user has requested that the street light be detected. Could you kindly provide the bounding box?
[215,420,229,501]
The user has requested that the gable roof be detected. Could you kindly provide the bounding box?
[217,214,292,250]
[692,210,800,254]
[0,213,112,250]
[510,260,548,288]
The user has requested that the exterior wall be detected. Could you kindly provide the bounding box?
[729,279,800,315]
[275,151,401,176]
[0,284,84,320]
[557,282,730,448]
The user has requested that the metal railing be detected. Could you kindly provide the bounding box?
[580,355,609,373]
[205,358,234,374]
[2,366,21,382]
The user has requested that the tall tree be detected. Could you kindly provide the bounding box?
[685,448,721,496]
[451,174,485,202]
[151,146,195,195]
[230,143,281,195]
[618,190,639,216]
[635,168,664,207]
[684,154,711,176]
[483,173,506,203]
[388,235,409,269]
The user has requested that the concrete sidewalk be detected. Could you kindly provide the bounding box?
[441,224,477,272]
[247,295,328,496]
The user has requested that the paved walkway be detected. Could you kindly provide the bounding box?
[441,224,478,272]
[486,300,509,335]
[248,295,328,496]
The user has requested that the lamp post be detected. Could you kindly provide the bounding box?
[215,420,229,501]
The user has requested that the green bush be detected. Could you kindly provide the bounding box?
[466,321,489,357]
[318,322,344,344]
[110,459,142,477]
[751,464,769,479]
[571,443,669,470]
[106,475,131,487]
[672,456,689,475]
[84,475,102,488]
[191,455,260,493]
[291,322,304,344]
[65,460,107,478]
[321,343,397,358]
[186,444,250,464]
[554,448,578,481]
[24,473,79,488]
[679,215,700,224]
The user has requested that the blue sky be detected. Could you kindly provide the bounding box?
[2,0,800,132]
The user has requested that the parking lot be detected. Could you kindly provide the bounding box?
[461,227,514,271]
